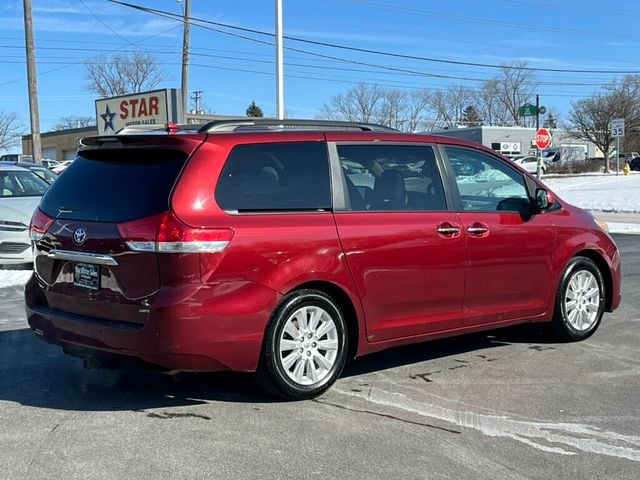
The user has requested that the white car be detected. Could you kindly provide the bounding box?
[512,155,546,174]
[0,165,49,267]
[51,159,74,175]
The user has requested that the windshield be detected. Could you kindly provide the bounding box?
[0,170,49,198]
[30,166,58,184]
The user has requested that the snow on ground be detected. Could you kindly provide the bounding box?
[0,269,31,288]
[542,172,640,213]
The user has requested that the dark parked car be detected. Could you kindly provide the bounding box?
[26,119,621,399]
[629,157,640,171]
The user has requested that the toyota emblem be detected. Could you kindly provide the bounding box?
[73,227,87,245]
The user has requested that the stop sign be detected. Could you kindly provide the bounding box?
[535,128,552,149]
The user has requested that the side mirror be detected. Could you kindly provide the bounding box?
[535,188,553,210]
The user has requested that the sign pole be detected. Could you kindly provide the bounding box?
[616,135,620,176]
[611,118,625,175]
[534,127,551,179]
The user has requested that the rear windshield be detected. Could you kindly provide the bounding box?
[39,149,187,222]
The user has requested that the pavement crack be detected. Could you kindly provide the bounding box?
[23,420,63,480]
[145,411,211,420]
[314,398,461,434]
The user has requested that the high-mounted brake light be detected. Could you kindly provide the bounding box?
[30,208,55,241]
[117,212,232,253]
[166,122,179,134]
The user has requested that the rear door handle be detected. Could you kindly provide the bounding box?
[437,223,461,237]
[467,223,489,236]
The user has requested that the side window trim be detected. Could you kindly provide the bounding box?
[327,142,347,211]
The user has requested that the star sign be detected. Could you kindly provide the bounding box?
[100,105,116,132]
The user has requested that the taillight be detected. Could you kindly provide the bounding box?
[117,212,233,253]
[30,208,55,241]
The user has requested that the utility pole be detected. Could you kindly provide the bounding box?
[275,0,284,120]
[180,0,191,119]
[23,0,42,164]
[191,90,203,114]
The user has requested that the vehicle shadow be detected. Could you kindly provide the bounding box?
[0,323,558,411]
[342,322,558,377]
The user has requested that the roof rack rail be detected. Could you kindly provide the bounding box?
[197,118,397,134]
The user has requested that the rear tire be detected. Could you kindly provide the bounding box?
[256,289,348,400]
[552,257,605,341]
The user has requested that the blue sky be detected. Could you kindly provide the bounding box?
[1,0,639,139]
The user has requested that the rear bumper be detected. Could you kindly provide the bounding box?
[26,276,280,373]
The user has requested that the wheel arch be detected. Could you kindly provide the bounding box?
[571,250,613,311]
[286,280,361,360]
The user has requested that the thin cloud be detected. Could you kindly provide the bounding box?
[606,41,639,47]
[0,15,177,38]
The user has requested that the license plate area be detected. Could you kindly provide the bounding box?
[73,262,100,291]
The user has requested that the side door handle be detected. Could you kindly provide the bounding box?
[467,223,489,236]
[437,222,461,237]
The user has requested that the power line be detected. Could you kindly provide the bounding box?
[0,36,625,84]
[108,0,640,75]
[324,0,640,40]
[78,0,130,44]
[0,40,618,92]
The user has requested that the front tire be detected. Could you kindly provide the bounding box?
[256,289,348,400]
[552,257,605,341]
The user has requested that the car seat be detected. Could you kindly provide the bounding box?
[369,169,406,210]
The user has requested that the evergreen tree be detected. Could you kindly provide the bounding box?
[246,100,264,117]
[461,105,483,126]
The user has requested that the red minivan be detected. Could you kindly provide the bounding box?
[26,119,621,399]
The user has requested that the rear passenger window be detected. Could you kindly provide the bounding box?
[215,142,331,212]
[337,144,446,211]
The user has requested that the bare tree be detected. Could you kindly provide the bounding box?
[567,75,640,172]
[0,111,24,152]
[53,115,96,130]
[426,85,475,128]
[85,52,168,98]
[318,83,386,123]
[404,90,432,132]
[492,63,537,126]
[567,94,616,172]
[477,79,509,126]
[376,89,408,129]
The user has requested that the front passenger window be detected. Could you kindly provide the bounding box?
[446,147,530,213]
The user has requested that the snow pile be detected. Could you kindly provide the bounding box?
[542,173,640,213]
[0,269,32,288]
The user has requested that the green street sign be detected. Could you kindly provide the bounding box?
[519,103,546,117]
[519,103,536,117]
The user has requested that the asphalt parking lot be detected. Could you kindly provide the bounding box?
[0,234,638,480]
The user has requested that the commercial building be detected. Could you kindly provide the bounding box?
[430,126,599,161]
